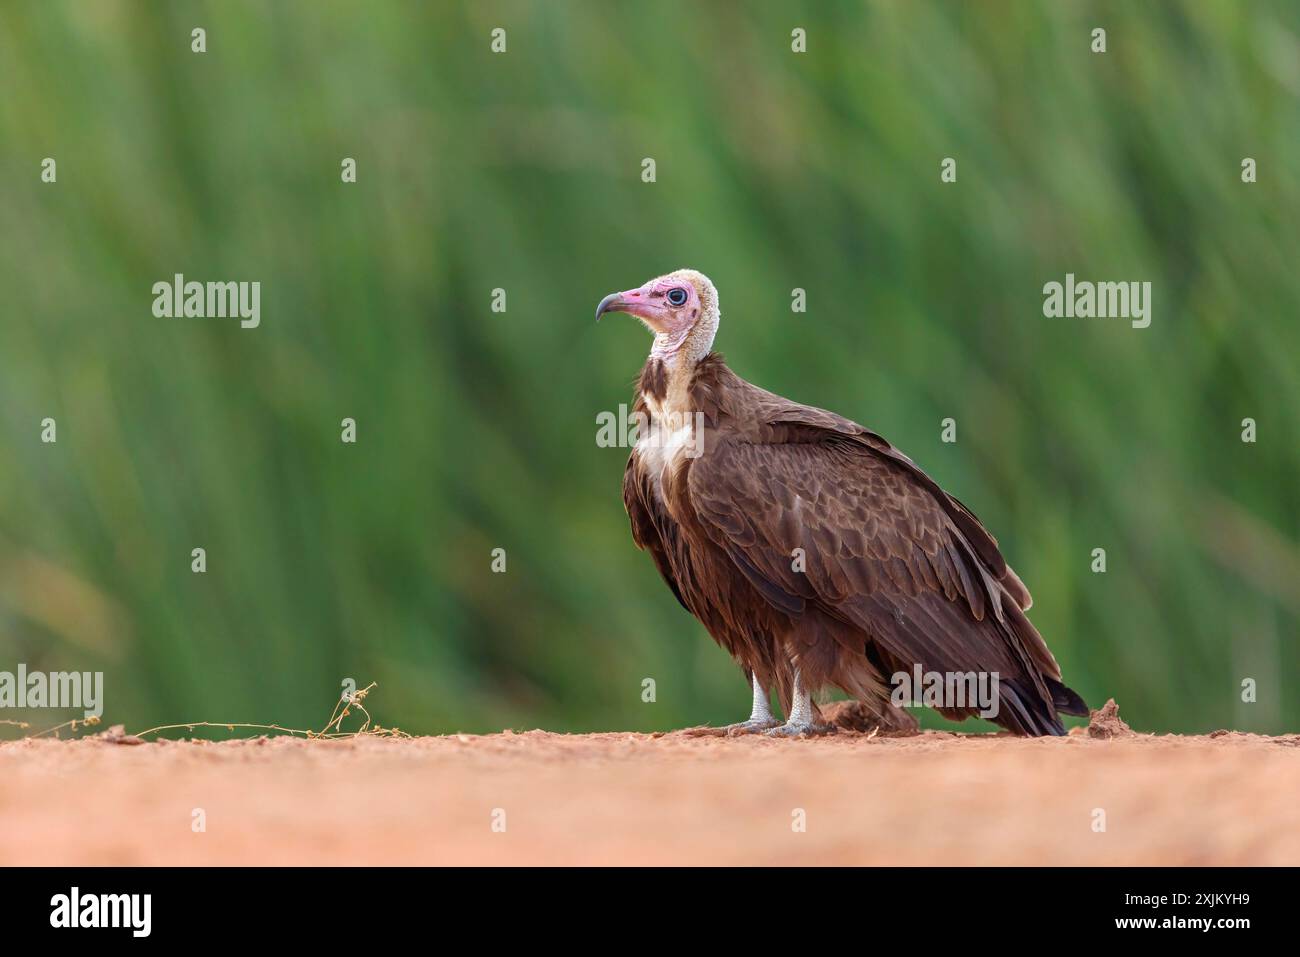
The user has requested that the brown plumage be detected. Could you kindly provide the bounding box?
[600,269,1087,736]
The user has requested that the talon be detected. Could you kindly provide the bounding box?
[725,718,781,736]
[763,721,833,738]
[680,725,730,738]
[681,717,780,737]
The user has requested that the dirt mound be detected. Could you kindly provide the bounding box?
[1087,698,1135,739]
[820,699,919,734]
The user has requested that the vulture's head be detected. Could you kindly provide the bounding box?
[595,269,719,346]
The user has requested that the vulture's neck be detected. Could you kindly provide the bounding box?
[643,308,719,415]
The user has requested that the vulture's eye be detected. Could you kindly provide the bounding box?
[667,287,688,306]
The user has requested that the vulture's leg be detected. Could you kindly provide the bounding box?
[765,666,828,737]
[680,672,779,736]
[722,672,781,735]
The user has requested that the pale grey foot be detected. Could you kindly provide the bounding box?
[764,666,832,737]
[724,673,780,735]
[683,673,779,736]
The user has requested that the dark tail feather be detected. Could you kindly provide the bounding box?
[998,678,1067,736]
[1047,678,1089,716]
[994,679,1088,736]
[935,678,1067,736]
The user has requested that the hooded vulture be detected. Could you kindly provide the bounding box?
[598,269,1088,736]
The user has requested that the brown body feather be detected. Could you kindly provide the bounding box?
[623,354,1087,735]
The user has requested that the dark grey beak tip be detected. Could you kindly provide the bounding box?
[595,292,622,323]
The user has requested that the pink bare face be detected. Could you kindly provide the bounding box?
[595,276,701,337]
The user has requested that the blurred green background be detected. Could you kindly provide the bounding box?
[1,1,1296,737]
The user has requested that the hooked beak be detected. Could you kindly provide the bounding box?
[595,286,667,330]
[594,292,626,322]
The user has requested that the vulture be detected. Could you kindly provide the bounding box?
[598,268,1088,737]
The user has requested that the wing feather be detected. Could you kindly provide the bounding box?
[685,425,1064,703]
[622,456,689,612]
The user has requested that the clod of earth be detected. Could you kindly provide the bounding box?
[1087,698,1134,739]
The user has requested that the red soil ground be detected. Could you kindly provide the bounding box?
[1,704,1295,866]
